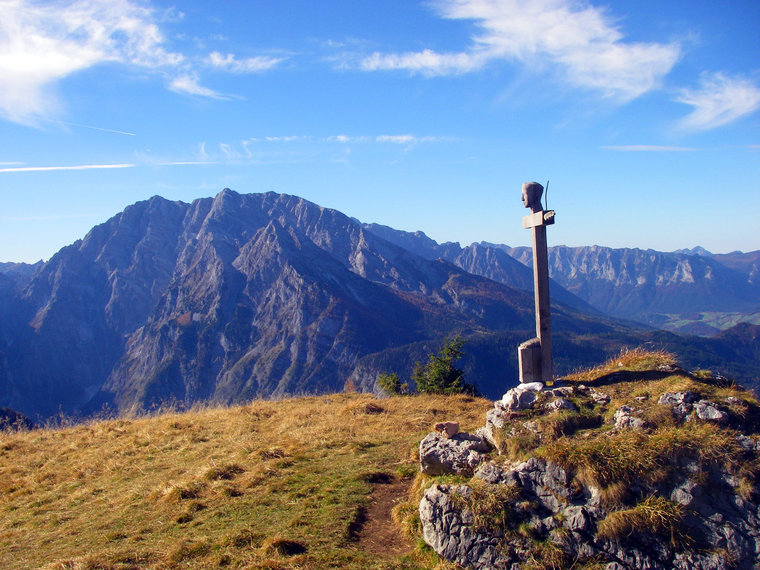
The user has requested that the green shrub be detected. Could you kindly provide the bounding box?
[413,336,477,395]
[377,372,409,396]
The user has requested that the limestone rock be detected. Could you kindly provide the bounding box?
[419,432,491,476]
[496,382,544,412]
[419,484,519,569]
[613,405,648,430]
[546,397,577,412]
[590,389,610,404]
[422,455,760,569]
[434,421,459,438]
[420,400,760,569]
[693,400,729,424]
[658,391,699,406]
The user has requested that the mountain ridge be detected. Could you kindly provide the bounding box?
[1,189,758,421]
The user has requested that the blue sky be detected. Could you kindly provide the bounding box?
[1,0,758,263]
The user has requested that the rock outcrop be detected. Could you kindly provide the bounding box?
[417,359,760,569]
[419,431,491,477]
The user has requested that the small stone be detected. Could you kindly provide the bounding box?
[520,381,545,392]
[694,400,728,424]
[434,421,459,438]
[658,391,699,406]
[613,405,648,430]
[546,397,577,412]
[497,383,543,412]
[590,390,610,404]
[549,386,575,397]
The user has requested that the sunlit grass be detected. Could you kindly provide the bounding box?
[0,393,491,569]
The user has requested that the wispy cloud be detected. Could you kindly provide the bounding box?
[169,74,228,99]
[259,136,311,143]
[375,134,444,144]
[157,161,218,166]
[0,0,183,124]
[675,72,760,131]
[0,163,134,173]
[326,135,371,143]
[603,145,699,152]
[361,50,486,75]
[326,134,445,144]
[207,51,285,73]
[359,0,680,102]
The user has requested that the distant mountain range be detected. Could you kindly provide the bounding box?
[502,244,760,335]
[362,224,760,335]
[1,190,758,420]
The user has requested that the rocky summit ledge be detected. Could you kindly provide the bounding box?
[415,349,760,569]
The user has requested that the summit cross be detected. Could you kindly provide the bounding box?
[518,181,555,384]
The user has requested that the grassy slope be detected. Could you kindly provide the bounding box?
[3,351,759,569]
[0,393,491,569]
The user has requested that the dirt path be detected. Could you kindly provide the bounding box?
[357,474,415,557]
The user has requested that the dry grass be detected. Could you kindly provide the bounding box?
[597,495,688,547]
[449,480,523,533]
[0,393,491,569]
[563,347,677,384]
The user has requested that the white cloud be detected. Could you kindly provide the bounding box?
[0,163,134,173]
[264,136,309,142]
[324,134,442,144]
[675,72,760,131]
[169,74,227,99]
[361,49,486,75]
[157,161,217,166]
[360,0,680,102]
[326,134,370,143]
[0,0,183,124]
[207,51,284,73]
[376,134,441,144]
[604,145,699,152]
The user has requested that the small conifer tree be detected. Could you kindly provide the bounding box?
[377,372,409,396]
[413,336,476,395]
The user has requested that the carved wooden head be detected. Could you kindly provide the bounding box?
[521,182,544,213]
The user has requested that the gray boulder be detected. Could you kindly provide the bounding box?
[419,432,492,476]
[497,382,544,412]
[419,484,520,569]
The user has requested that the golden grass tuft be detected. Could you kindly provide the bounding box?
[453,480,522,533]
[597,495,688,547]
[563,346,677,384]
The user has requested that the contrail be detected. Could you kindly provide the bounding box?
[0,164,135,173]
[58,121,136,136]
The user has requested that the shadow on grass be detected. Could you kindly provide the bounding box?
[585,368,693,387]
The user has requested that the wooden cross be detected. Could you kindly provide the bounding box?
[518,182,555,384]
